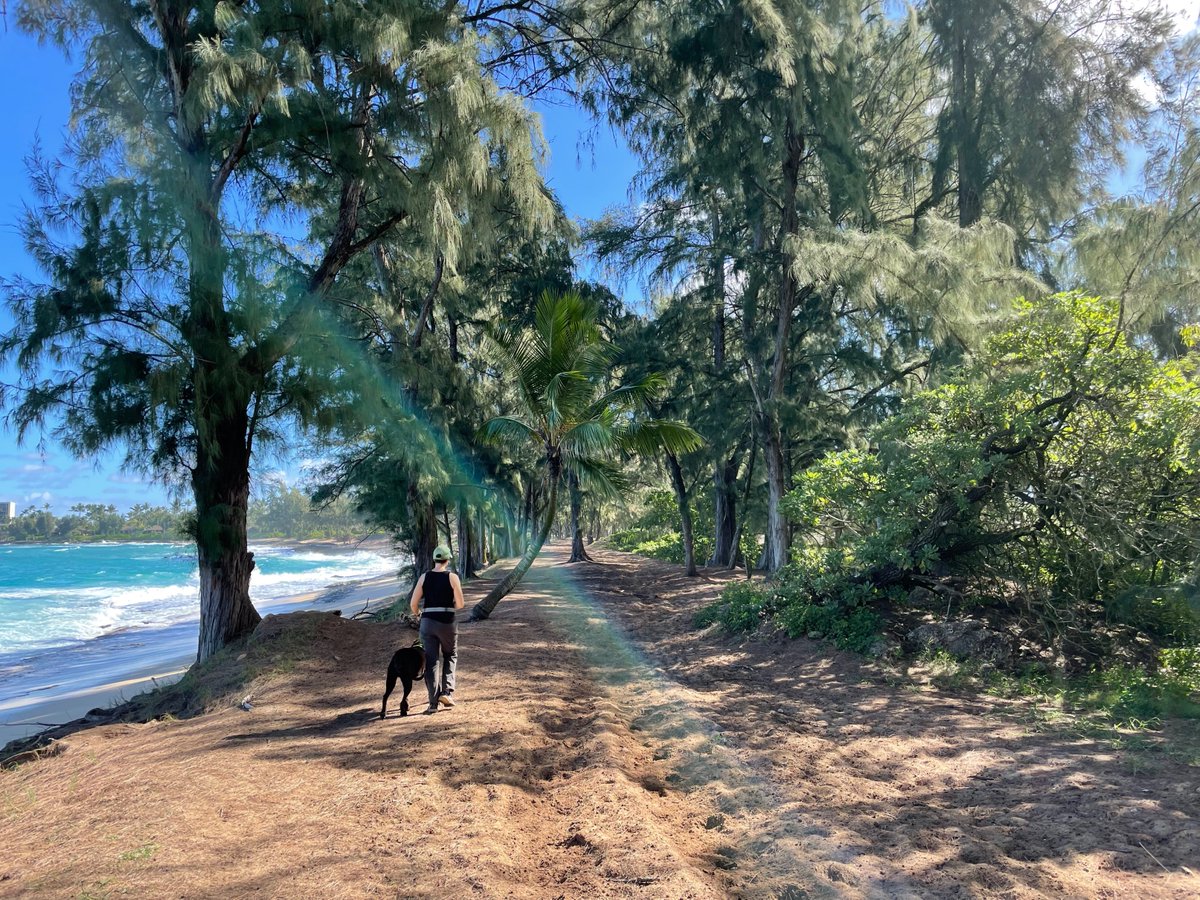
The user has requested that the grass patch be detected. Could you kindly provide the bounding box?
[118,842,158,862]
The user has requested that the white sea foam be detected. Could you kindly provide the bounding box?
[0,545,399,657]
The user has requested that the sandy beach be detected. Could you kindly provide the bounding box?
[0,573,407,744]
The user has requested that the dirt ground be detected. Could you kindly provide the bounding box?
[1,543,1198,899]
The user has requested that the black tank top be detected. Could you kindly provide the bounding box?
[421,570,455,623]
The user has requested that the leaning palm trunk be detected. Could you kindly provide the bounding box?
[470,466,559,620]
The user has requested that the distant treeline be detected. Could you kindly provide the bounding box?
[0,484,366,544]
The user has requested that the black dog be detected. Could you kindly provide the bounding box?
[380,640,426,718]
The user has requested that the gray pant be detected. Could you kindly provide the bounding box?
[419,617,458,706]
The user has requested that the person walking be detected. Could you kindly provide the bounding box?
[409,545,465,714]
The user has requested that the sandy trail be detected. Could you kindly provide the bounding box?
[1,543,1197,899]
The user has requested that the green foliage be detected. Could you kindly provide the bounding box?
[1106,585,1200,646]
[779,293,1200,658]
[0,489,365,543]
[607,489,714,565]
[479,291,700,493]
[0,502,190,543]
[473,290,701,616]
[915,647,1200,731]
[609,530,714,568]
[694,582,773,634]
[695,576,881,653]
[247,482,365,541]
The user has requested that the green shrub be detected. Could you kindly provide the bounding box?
[695,581,772,632]
[1107,585,1200,645]
[778,601,882,653]
[696,577,881,652]
[779,293,1200,657]
[1081,657,1200,726]
[608,528,714,566]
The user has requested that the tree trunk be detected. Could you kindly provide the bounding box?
[756,112,803,575]
[951,20,983,227]
[475,506,489,568]
[666,451,697,576]
[409,485,437,588]
[456,500,473,581]
[471,459,560,620]
[757,427,788,573]
[709,455,739,566]
[522,478,534,548]
[707,205,738,568]
[568,469,592,562]
[193,431,261,663]
[501,504,516,557]
[187,131,262,662]
[731,430,758,576]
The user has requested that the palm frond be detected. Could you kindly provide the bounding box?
[545,369,595,432]
[567,456,630,500]
[588,373,667,418]
[561,419,616,459]
[615,419,704,457]
[477,415,542,448]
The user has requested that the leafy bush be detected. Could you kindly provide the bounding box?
[935,648,1200,728]
[780,293,1200,659]
[607,490,714,564]
[1106,585,1200,645]
[1077,649,1200,725]
[694,582,774,633]
[696,577,881,652]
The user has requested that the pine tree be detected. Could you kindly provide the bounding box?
[3,0,551,661]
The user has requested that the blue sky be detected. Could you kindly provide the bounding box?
[0,26,642,513]
[4,3,1196,513]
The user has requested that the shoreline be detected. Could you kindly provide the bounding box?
[0,534,394,552]
[0,572,408,744]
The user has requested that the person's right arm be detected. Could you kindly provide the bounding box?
[409,574,425,617]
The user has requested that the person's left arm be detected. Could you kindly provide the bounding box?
[449,573,465,610]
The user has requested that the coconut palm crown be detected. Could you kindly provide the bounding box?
[471,290,701,619]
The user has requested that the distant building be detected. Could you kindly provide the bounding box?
[0,502,15,524]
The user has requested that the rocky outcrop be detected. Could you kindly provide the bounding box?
[905,618,1011,663]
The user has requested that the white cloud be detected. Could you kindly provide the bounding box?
[23,491,52,505]
[107,472,149,485]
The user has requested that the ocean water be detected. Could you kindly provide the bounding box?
[0,542,398,659]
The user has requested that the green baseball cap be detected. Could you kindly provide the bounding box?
[432,544,453,561]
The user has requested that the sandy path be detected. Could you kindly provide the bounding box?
[564,545,1200,899]
[0,547,731,898]
[1,543,1197,899]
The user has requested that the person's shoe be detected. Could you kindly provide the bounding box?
[438,694,455,708]
[422,705,438,715]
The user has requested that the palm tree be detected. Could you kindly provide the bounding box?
[471,290,701,620]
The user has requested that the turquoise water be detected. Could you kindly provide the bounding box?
[0,542,397,658]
